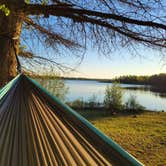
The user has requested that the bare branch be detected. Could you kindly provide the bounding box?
[22,4,166,30]
[24,17,81,49]
[19,50,34,58]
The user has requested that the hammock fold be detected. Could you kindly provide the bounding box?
[0,74,143,166]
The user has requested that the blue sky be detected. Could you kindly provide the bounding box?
[22,28,166,79]
[26,45,166,79]
[21,1,166,78]
[61,48,166,79]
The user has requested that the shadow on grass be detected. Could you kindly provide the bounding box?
[74,108,145,121]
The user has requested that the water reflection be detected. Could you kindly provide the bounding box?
[125,86,166,98]
[64,80,166,111]
[35,78,166,111]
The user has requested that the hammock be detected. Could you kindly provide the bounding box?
[0,74,143,166]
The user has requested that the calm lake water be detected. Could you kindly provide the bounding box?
[64,80,166,111]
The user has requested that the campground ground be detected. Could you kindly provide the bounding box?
[78,110,166,166]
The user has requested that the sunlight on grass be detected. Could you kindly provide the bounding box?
[79,111,166,166]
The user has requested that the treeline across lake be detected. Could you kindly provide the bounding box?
[28,72,166,88]
[107,73,166,88]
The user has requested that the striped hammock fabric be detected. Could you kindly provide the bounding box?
[0,74,143,166]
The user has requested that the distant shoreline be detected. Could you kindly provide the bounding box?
[27,73,166,92]
[28,74,115,82]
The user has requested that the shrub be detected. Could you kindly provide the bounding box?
[125,94,145,111]
[104,83,123,112]
[70,98,84,109]
[37,77,68,101]
[88,94,98,108]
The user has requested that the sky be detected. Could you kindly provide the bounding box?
[22,30,166,79]
[61,48,166,79]
[21,1,166,79]
[25,45,166,79]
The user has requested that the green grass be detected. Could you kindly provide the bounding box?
[78,110,166,166]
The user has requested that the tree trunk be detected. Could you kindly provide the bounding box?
[0,2,24,87]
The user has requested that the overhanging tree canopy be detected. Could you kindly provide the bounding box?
[0,0,166,86]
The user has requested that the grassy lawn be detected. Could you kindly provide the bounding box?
[78,110,166,166]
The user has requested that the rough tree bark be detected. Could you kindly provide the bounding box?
[0,0,24,87]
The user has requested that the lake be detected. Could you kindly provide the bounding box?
[64,80,166,111]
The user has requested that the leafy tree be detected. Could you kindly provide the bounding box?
[104,83,123,112]
[1,0,166,86]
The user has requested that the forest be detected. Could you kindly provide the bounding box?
[111,73,166,87]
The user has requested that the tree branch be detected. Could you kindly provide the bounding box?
[24,17,81,48]
[22,4,166,30]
